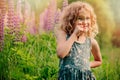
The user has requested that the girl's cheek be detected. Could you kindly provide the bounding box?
[76,22,82,27]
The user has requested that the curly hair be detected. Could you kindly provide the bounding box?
[60,1,98,38]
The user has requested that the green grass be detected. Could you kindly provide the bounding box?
[92,47,120,80]
[0,32,120,80]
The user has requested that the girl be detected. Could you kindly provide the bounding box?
[55,1,102,80]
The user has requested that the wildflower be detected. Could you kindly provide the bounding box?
[0,0,6,51]
[62,0,68,11]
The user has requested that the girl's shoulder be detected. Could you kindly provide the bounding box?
[90,38,99,49]
[90,38,98,44]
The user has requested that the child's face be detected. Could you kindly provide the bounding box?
[75,9,91,32]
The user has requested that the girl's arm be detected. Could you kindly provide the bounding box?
[55,28,77,59]
[90,38,102,68]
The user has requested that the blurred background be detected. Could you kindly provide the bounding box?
[0,0,120,80]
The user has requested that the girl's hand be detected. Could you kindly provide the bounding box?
[73,23,84,37]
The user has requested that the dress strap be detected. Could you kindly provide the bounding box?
[66,34,70,40]
[87,38,92,49]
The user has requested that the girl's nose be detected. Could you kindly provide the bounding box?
[82,21,87,26]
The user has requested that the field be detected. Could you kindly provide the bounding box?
[0,0,120,80]
[0,32,120,80]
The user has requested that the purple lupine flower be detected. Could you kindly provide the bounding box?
[23,0,31,25]
[42,8,48,31]
[21,34,27,42]
[48,0,57,30]
[54,8,61,24]
[16,0,23,23]
[26,11,37,35]
[0,0,6,51]
[7,0,15,34]
[42,0,57,31]
[39,9,47,33]
[0,14,4,51]
[13,14,21,42]
[22,0,37,35]
[62,0,68,11]
[7,0,21,42]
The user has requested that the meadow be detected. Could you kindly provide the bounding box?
[0,0,120,80]
[0,32,120,80]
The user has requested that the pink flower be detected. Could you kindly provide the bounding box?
[39,0,57,31]
[21,35,27,42]
[62,0,68,11]
[54,9,61,24]
[27,26,37,35]
[7,0,21,42]
[16,0,23,23]
[0,0,6,51]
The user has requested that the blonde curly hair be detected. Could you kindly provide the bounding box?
[60,1,98,38]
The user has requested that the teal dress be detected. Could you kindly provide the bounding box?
[58,35,96,80]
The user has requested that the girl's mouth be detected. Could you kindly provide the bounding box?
[82,26,88,29]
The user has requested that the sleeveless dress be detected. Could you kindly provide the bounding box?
[58,35,96,80]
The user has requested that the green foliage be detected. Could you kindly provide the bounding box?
[92,47,120,80]
[0,0,119,80]
[0,29,120,80]
[0,31,59,80]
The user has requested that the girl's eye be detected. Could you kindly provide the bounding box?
[78,17,84,20]
[86,17,90,20]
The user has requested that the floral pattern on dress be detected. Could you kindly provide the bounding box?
[58,36,96,80]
